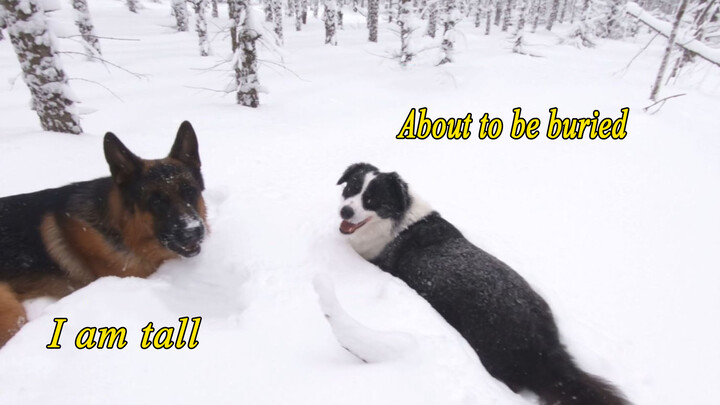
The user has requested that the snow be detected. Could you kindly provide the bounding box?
[1,1,720,404]
[313,274,417,363]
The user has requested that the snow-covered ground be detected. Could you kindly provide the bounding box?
[1,2,719,404]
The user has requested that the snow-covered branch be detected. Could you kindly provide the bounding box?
[626,2,720,67]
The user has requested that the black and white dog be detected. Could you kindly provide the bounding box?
[337,163,629,405]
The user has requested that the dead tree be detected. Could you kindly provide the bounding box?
[649,0,689,100]
[1,0,82,134]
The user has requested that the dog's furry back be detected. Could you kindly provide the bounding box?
[0,179,114,281]
[372,212,629,405]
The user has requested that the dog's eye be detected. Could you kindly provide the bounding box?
[180,184,197,203]
[148,193,168,211]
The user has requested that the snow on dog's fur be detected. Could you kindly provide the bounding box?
[336,163,631,405]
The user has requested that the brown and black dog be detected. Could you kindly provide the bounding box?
[0,121,208,347]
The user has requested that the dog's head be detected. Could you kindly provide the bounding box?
[103,121,207,258]
[336,163,411,236]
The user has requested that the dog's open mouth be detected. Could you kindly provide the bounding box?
[339,218,371,235]
[169,241,202,257]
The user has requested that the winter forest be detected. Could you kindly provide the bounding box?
[1,0,719,127]
[0,0,719,402]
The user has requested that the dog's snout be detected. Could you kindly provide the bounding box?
[340,206,354,220]
[175,221,205,245]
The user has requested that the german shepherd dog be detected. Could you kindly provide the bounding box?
[337,163,630,405]
[0,121,207,347]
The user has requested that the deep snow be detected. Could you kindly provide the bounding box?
[0,1,719,404]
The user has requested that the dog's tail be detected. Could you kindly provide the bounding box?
[532,349,631,405]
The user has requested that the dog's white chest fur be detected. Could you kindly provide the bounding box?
[348,220,396,260]
[348,191,433,261]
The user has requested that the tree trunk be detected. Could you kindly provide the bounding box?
[71,0,101,59]
[567,0,593,47]
[193,0,210,56]
[229,0,238,51]
[127,0,139,13]
[485,0,492,34]
[337,0,344,28]
[515,0,526,33]
[439,0,456,64]
[368,0,379,41]
[427,1,437,37]
[547,0,560,30]
[493,0,501,26]
[171,0,189,31]
[324,0,337,44]
[212,0,219,17]
[501,0,513,31]
[605,0,625,38]
[295,0,303,29]
[531,0,542,32]
[273,0,283,44]
[1,0,82,134]
[264,0,274,22]
[513,0,527,52]
[649,0,689,100]
[474,0,482,27]
[398,0,413,65]
[230,0,261,107]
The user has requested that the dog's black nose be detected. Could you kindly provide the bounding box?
[176,224,205,245]
[340,206,354,220]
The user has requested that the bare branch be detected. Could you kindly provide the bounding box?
[58,35,141,41]
[68,78,125,102]
[614,33,660,76]
[643,93,686,114]
[59,51,148,79]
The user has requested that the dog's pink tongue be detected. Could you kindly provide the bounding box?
[340,220,358,234]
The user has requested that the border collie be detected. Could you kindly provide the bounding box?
[337,163,629,405]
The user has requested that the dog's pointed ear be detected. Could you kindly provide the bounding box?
[169,121,201,168]
[337,163,379,185]
[104,132,142,185]
[386,172,410,214]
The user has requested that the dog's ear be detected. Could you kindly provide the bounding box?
[385,172,410,215]
[169,121,201,169]
[104,132,143,185]
[337,163,379,185]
